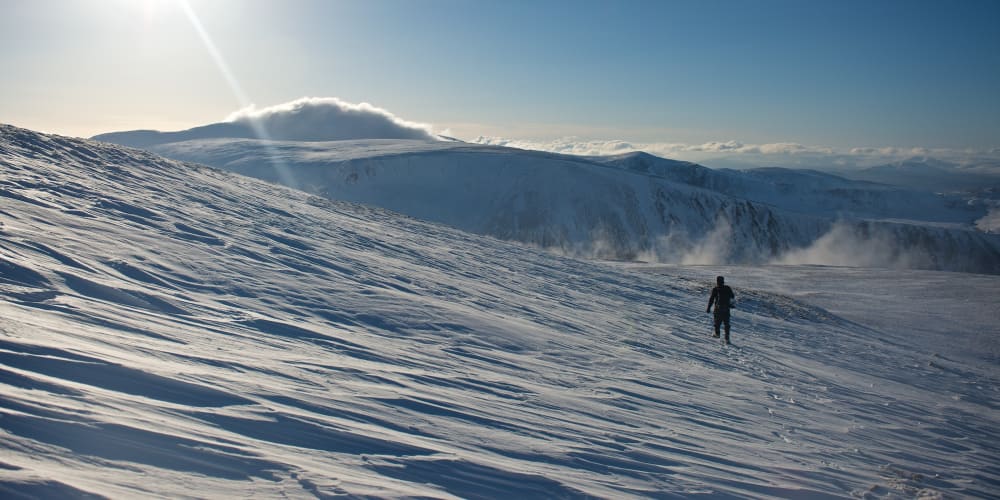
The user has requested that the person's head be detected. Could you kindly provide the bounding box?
[716,276,725,286]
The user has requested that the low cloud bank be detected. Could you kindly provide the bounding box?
[226,97,437,141]
[472,136,1000,173]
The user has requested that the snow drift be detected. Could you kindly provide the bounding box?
[2,124,998,498]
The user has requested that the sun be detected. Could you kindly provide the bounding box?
[140,0,179,26]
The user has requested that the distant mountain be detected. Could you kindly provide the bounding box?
[92,122,256,148]
[140,138,829,264]
[842,156,1000,192]
[596,152,985,224]
[92,97,439,146]
[89,133,1000,273]
[92,119,435,147]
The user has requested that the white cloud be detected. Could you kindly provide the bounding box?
[471,136,839,158]
[850,146,901,156]
[469,136,1000,172]
[474,136,644,156]
[224,97,437,141]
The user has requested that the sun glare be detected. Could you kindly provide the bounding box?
[175,0,298,187]
[142,0,160,25]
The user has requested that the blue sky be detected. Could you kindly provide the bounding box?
[1,0,998,165]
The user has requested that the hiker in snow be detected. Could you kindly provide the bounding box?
[707,276,735,344]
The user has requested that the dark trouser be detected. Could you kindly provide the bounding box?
[714,310,730,341]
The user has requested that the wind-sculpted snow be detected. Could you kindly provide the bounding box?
[2,124,999,498]
[122,137,1000,274]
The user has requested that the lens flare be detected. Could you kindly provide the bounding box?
[176,0,298,188]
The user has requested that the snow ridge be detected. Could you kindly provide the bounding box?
[135,137,1000,274]
[595,152,983,223]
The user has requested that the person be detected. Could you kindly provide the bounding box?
[706,276,735,344]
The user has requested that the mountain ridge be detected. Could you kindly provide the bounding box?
[108,134,1000,274]
[843,156,1000,192]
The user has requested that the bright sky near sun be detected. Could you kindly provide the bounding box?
[1,0,998,158]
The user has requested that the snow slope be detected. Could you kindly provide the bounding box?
[132,138,832,263]
[97,136,1000,274]
[594,152,984,224]
[2,124,998,498]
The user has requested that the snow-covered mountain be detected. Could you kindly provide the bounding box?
[841,157,1000,193]
[93,133,1000,274]
[2,124,998,498]
[91,97,438,146]
[596,152,984,223]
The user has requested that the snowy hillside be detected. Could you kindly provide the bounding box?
[594,152,984,224]
[119,137,832,263]
[2,124,999,498]
[94,135,1000,274]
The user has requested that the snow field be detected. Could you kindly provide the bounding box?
[0,125,997,498]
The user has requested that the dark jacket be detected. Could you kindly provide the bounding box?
[707,285,735,313]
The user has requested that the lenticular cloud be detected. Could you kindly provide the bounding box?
[226,97,437,141]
